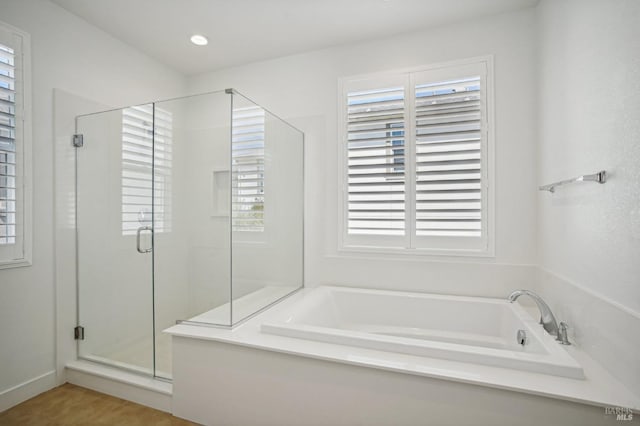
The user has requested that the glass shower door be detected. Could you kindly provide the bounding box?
[76,104,155,375]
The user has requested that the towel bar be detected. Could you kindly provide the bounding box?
[539,170,607,193]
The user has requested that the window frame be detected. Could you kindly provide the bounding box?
[0,20,31,269]
[337,56,495,258]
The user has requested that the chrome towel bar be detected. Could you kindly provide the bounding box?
[539,170,607,193]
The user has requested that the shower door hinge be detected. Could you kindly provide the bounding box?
[72,134,84,148]
[74,326,85,340]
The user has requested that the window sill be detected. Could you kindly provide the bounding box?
[337,244,495,259]
[0,258,32,270]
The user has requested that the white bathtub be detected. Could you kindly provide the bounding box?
[261,286,584,379]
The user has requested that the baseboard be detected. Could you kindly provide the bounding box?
[0,370,57,413]
[65,360,172,412]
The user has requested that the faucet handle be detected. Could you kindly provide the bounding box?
[557,322,571,345]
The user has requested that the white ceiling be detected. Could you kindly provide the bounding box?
[51,0,538,76]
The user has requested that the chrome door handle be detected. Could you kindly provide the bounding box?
[136,226,153,253]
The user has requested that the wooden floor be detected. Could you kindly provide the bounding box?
[0,383,198,425]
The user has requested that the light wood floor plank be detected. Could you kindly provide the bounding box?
[0,383,198,425]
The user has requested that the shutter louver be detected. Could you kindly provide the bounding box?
[122,105,172,235]
[0,43,15,245]
[347,87,405,236]
[232,105,265,232]
[414,76,482,238]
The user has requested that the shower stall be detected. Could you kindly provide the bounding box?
[73,89,304,380]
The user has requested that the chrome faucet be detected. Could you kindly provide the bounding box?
[508,290,570,345]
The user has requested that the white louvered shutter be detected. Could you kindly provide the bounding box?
[342,60,490,253]
[0,41,16,246]
[121,105,172,235]
[346,85,406,236]
[232,105,265,232]
[414,76,482,238]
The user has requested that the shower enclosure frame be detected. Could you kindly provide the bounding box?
[71,88,304,380]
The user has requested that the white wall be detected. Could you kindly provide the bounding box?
[0,0,185,409]
[3,0,636,415]
[537,0,640,318]
[536,0,640,396]
[187,7,539,296]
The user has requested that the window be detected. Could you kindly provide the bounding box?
[0,22,30,268]
[232,105,265,232]
[121,105,172,235]
[340,58,493,255]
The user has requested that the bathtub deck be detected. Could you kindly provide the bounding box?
[165,286,640,411]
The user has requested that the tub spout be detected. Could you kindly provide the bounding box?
[508,290,561,339]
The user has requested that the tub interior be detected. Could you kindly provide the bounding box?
[262,286,585,379]
[284,288,546,353]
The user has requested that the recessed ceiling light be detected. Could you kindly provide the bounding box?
[190,35,208,46]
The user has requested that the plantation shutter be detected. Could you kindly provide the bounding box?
[414,76,482,238]
[346,86,406,236]
[0,41,16,246]
[232,105,265,232]
[342,60,490,252]
[121,105,172,235]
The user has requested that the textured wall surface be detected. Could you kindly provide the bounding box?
[537,0,640,314]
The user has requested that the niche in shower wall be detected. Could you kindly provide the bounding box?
[75,89,304,380]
